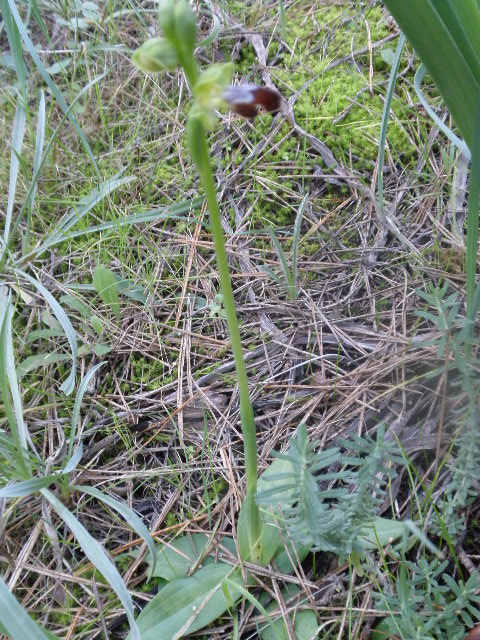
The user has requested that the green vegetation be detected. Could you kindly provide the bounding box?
[0,0,479,639]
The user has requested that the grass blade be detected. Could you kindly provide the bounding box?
[0,476,63,497]
[291,192,308,296]
[0,0,27,100]
[51,172,135,240]
[0,293,29,475]
[7,0,101,178]
[382,0,480,150]
[0,577,60,640]
[73,485,157,574]
[14,270,78,395]
[465,95,480,336]
[377,33,405,224]
[41,488,141,640]
[4,296,27,452]
[4,100,26,244]
[20,196,205,265]
[414,64,469,158]
[23,90,46,251]
[268,231,294,298]
[67,361,104,461]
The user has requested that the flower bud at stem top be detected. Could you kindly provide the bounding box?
[158,0,197,56]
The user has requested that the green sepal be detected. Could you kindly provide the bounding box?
[132,37,179,73]
[193,62,233,107]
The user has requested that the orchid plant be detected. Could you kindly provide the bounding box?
[133,0,281,568]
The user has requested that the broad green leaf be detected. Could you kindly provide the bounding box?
[0,577,60,640]
[90,315,103,334]
[41,488,140,640]
[147,534,236,581]
[132,563,243,640]
[59,294,92,319]
[94,344,111,356]
[353,516,406,553]
[273,540,310,575]
[237,490,263,563]
[73,484,156,574]
[93,266,120,320]
[260,585,318,640]
[114,275,147,303]
[46,58,72,75]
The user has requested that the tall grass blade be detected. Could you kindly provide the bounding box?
[7,0,101,178]
[0,293,29,475]
[7,71,107,253]
[0,476,64,497]
[0,0,27,100]
[41,488,141,640]
[0,577,60,640]
[40,171,135,251]
[465,95,480,338]
[414,65,469,159]
[23,90,46,252]
[73,485,157,573]
[382,0,480,150]
[3,296,27,453]
[291,192,308,296]
[67,361,104,460]
[377,33,405,224]
[20,196,205,265]
[14,270,77,395]
[197,9,220,48]
[4,101,26,244]
[268,230,294,297]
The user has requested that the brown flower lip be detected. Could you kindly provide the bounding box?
[222,84,282,118]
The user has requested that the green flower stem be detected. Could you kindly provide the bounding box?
[187,116,261,544]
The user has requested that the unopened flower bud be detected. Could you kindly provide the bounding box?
[132,37,179,73]
[173,1,196,52]
[157,0,176,40]
[158,0,196,54]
